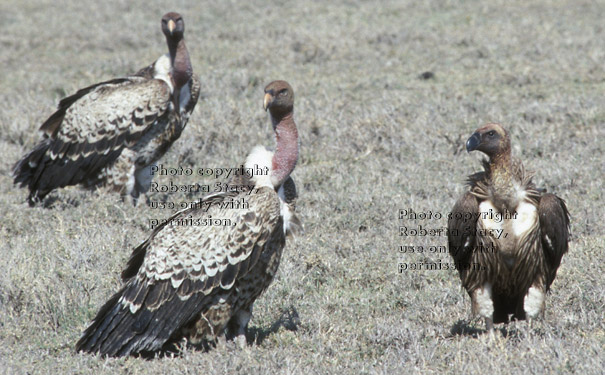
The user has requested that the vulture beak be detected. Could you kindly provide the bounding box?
[167,19,176,35]
[466,132,481,153]
[263,93,273,111]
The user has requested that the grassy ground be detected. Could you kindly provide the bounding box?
[1,0,604,373]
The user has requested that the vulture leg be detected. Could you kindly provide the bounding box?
[472,283,494,332]
[523,284,545,332]
[215,334,228,351]
[523,285,545,319]
[131,164,154,205]
[227,306,253,349]
[485,317,494,332]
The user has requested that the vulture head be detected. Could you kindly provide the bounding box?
[466,123,511,159]
[264,80,294,122]
[161,12,185,40]
[160,12,192,98]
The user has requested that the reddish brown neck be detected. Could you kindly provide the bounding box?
[168,38,192,90]
[271,112,299,187]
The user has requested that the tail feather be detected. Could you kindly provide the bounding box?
[77,280,209,357]
[13,139,54,205]
[13,139,123,204]
[116,291,208,356]
[13,140,46,186]
[76,288,130,354]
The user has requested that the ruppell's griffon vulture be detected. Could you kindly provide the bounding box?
[13,12,200,205]
[76,81,302,357]
[447,123,570,330]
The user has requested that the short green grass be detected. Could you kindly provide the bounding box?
[1,0,603,374]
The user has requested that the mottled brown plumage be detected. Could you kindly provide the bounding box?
[448,123,570,330]
[76,81,301,357]
[13,12,200,205]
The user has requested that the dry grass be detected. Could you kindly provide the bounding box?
[1,0,604,374]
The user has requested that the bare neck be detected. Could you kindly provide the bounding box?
[270,112,299,187]
[168,38,192,90]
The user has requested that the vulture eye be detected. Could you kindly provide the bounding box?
[488,130,495,137]
[278,89,288,96]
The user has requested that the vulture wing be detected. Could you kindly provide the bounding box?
[76,186,280,357]
[538,193,570,289]
[448,191,480,269]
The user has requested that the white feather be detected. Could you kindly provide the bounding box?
[474,283,494,318]
[153,54,174,93]
[512,201,538,237]
[479,201,503,232]
[119,295,141,314]
[544,234,553,250]
[245,146,274,188]
[523,286,544,318]
[278,185,294,235]
[125,164,137,197]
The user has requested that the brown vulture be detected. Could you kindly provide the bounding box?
[447,123,570,330]
[12,12,200,205]
[76,80,302,357]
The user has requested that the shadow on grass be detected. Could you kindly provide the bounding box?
[249,305,301,346]
[449,319,485,338]
[449,319,537,341]
[134,305,301,359]
[41,194,80,209]
[449,319,507,338]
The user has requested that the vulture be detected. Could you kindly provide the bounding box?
[447,123,570,330]
[76,80,302,357]
[12,12,200,205]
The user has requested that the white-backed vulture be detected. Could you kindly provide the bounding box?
[75,80,302,357]
[12,12,200,205]
[447,123,570,330]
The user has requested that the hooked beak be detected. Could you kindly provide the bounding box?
[466,132,481,153]
[263,93,273,111]
[167,19,176,34]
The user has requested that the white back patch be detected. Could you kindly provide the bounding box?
[245,146,274,188]
[153,54,174,93]
[512,201,537,237]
